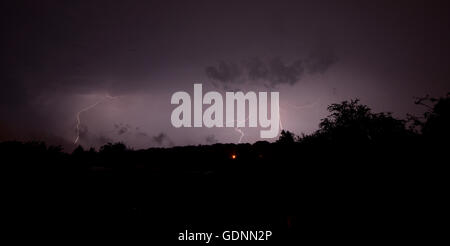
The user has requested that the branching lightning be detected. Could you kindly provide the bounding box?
[74,95,117,144]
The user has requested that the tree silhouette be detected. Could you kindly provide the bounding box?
[311,99,409,144]
[0,94,448,243]
[276,130,297,144]
[99,142,127,154]
[72,145,85,155]
[409,93,450,144]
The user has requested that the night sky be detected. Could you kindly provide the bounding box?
[1,0,449,150]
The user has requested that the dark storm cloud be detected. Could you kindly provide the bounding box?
[1,1,176,98]
[76,124,112,147]
[114,123,131,136]
[246,58,269,81]
[117,127,128,135]
[0,76,30,110]
[0,75,62,140]
[245,57,305,86]
[1,0,450,148]
[205,135,218,144]
[136,131,148,138]
[205,61,243,85]
[152,133,174,147]
[205,53,338,88]
[96,135,114,147]
[266,58,304,86]
[304,51,339,74]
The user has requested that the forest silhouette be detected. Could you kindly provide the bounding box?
[2,93,448,244]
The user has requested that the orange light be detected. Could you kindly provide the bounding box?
[231,154,236,159]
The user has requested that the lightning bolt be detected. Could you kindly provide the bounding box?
[211,86,249,143]
[224,117,249,144]
[220,113,250,144]
[279,116,284,130]
[74,95,117,144]
[228,100,318,143]
[229,99,318,143]
[204,84,320,143]
[234,128,245,143]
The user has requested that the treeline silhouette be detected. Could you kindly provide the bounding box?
[2,94,448,244]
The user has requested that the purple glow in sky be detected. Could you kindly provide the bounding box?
[1,0,449,151]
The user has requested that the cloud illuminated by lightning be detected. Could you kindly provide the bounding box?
[282,100,320,110]
[278,99,320,131]
[203,84,320,143]
[74,95,117,144]
[227,99,318,144]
